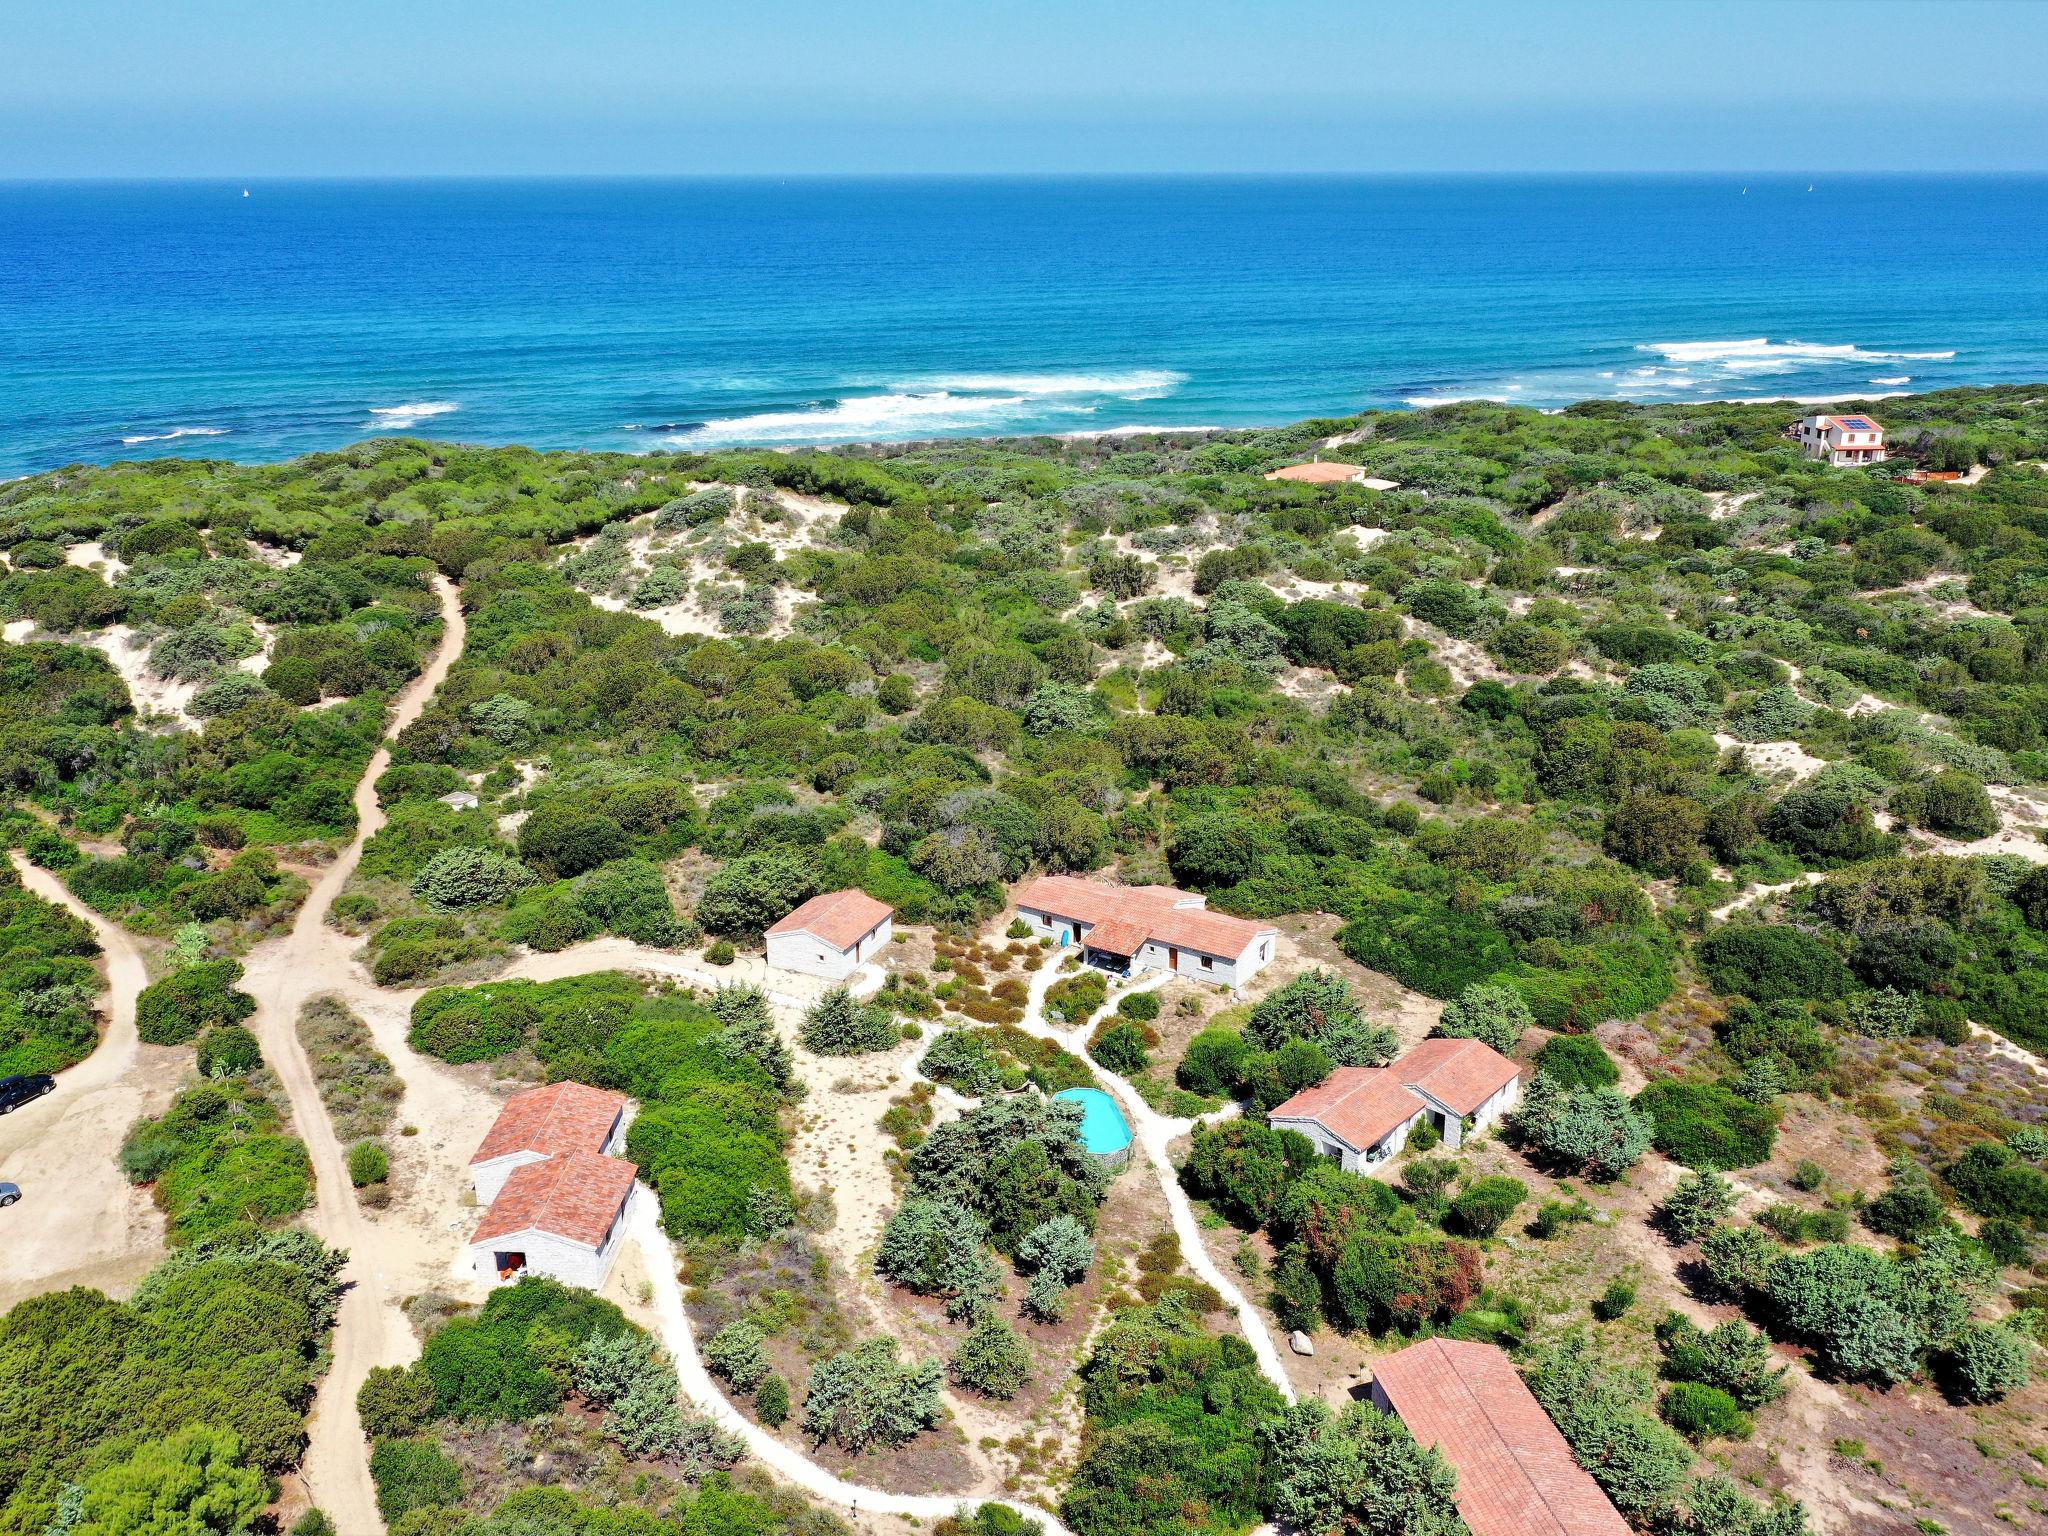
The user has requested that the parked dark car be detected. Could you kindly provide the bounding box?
[0,1075,56,1114]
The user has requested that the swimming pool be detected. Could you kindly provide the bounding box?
[1055,1086,1134,1167]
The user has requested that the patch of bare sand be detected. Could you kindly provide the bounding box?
[0,858,172,1311]
[1714,733,1829,785]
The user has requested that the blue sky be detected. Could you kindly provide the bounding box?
[6,0,2046,176]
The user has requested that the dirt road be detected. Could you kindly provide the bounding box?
[239,575,466,1536]
[0,858,171,1309]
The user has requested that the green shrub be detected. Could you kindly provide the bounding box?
[800,986,895,1055]
[1177,1026,1248,1096]
[1940,1321,2030,1403]
[1116,990,1162,1022]
[705,939,736,965]
[704,1321,771,1394]
[136,960,256,1046]
[1534,1033,1618,1090]
[369,1437,462,1523]
[1695,924,1849,1004]
[1946,1142,2048,1225]
[1045,970,1108,1024]
[195,1024,262,1078]
[755,1374,789,1426]
[1635,1078,1777,1170]
[356,1364,436,1439]
[1592,1278,1636,1322]
[1660,1382,1752,1441]
[801,1338,944,1451]
[1088,1018,1152,1076]
[348,1140,390,1188]
[949,1313,1033,1399]
[1435,982,1534,1054]
[1661,1170,1738,1242]
[1448,1175,1527,1239]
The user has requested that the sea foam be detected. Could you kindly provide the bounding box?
[120,426,229,445]
[366,401,460,430]
[1641,339,1955,374]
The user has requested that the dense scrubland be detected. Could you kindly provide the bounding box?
[5,385,2048,1534]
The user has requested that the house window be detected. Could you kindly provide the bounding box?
[1200,955,1213,970]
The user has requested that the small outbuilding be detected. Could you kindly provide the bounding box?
[468,1149,638,1290]
[1369,1338,1632,1536]
[1268,1037,1522,1169]
[764,889,894,980]
[470,1080,629,1204]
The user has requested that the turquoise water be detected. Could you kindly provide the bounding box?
[5,175,2048,477]
[1055,1086,1133,1156]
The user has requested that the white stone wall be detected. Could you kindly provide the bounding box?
[766,916,891,981]
[469,1192,633,1291]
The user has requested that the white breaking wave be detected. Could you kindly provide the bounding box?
[670,390,1042,444]
[120,426,229,445]
[1640,338,1955,375]
[913,369,1186,399]
[1870,375,1912,386]
[1403,393,1510,408]
[366,401,460,430]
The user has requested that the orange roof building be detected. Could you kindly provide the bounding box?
[1014,875,1278,990]
[1268,1037,1523,1169]
[765,889,894,980]
[1369,1339,1632,1536]
[470,1080,628,1201]
[467,1083,638,1291]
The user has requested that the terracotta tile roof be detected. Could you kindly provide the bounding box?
[1016,875,1276,962]
[1264,461,1364,483]
[470,1081,627,1167]
[1397,1037,1523,1116]
[1268,1065,1424,1150]
[471,1150,637,1250]
[767,888,893,950]
[1372,1339,1632,1536]
[1081,916,1150,956]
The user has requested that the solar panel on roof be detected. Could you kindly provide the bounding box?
[1838,416,1874,429]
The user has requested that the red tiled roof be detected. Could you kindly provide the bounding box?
[767,888,893,950]
[470,1081,627,1167]
[1268,1065,1424,1150]
[1016,875,1276,962]
[1398,1037,1523,1116]
[471,1150,638,1250]
[1081,916,1150,956]
[1264,461,1364,483]
[1373,1339,1632,1536]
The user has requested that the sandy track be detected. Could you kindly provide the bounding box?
[238,575,466,1536]
[0,858,170,1309]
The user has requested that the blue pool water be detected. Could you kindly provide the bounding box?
[6,175,2048,477]
[1056,1086,1133,1157]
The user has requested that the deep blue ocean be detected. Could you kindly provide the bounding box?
[4,176,2046,478]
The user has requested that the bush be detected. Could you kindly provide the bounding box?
[1177,1026,1248,1097]
[1019,1214,1096,1286]
[1512,1074,1653,1179]
[1045,970,1108,1024]
[1448,1175,1527,1239]
[1182,1120,1316,1228]
[369,1436,463,1523]
[195,1024,262,1078]
[705,939,736,965]
[410,846,533,911]
[800,986,895,1055]
[348,1140,390,1187]
[1660,1382,1752,1441]
[801,1338,944,1451]
[1635,1078,1778,1170]
[357,1364,436,1439]
[1656,1313,1786,1409]
[704,1321,771,1394]
[1088,1018,1152,1076]
[136,960,256,1045]
[1946,1142,2048,1225]
[696,850,822,937]
[1116,990,1161,1023]
[1940,1321,2030,1403]
[1534,1033,1618,1090]
[1662,1170,1739,1242]
[949,1313,1033,1399]
[755,1374,790,1427]
[1526,1335,1692,1518]
[1695,924,1848,1004]
[1247,968,1396,1066]
[1435,983,1533,1054]
[1592,1278,1636,1322]
[876,1198,1000,1317]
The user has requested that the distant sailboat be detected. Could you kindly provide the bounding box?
[242,188,250,198]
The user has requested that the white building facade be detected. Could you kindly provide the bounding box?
[765,889,894,981]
